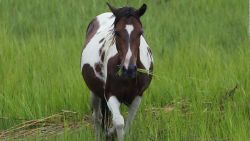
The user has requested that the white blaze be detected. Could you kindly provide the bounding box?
[124,25,134,69]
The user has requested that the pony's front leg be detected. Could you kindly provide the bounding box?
[107,96,124,141]
[124,96,141,133]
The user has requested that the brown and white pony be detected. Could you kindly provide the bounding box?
[81,3,153,141]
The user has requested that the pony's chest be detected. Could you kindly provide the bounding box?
[106,71,152,104]
[107,77,138,104]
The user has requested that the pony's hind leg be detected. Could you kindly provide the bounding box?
[90,92,103,140]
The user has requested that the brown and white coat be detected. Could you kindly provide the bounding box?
[81,4,153,141]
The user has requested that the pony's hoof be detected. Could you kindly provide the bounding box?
[105,128,116,141]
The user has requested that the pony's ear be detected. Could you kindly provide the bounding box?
[107,3,117,16]
[136,4,147,17]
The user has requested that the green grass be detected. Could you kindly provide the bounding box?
[0,0,250,140]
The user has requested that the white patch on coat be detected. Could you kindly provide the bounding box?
[124,25,134,69]
[139,36,153,71]
[81,12,115,82]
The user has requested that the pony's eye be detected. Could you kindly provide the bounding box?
[138,31,143,36]
[115,31,120,37]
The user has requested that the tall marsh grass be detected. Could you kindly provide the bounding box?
[0,0,249,140]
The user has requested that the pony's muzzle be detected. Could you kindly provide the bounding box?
[122,65,137,78]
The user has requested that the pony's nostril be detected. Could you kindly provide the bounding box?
[128,65,137,71]
[133,65,137,71]
[121,66,127,75]
[122,66,126,72]
[121,65,137,78]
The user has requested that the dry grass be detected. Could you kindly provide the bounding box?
[0,110,92,140]
[0,106,176,140]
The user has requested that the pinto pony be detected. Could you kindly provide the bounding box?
[81,3,153,141]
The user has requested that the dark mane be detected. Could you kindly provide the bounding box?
[113,7,141,27]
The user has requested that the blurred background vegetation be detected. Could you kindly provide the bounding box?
[0,0,249,140]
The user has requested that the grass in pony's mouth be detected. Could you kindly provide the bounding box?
[116,65,154,77]
[116,65,122,76]
[136,68,154,76]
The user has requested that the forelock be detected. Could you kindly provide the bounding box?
[113,7,141,27]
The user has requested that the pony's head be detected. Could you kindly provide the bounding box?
[107,3,147,78]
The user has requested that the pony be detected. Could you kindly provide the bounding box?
[81,3,153,141]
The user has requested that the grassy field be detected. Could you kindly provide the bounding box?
[0,0,250,140]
